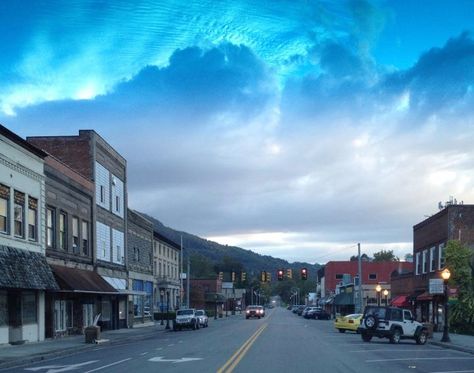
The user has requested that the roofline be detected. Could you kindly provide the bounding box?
[413,204,474,230]
[153,230,182,251]
[0,124,47,159]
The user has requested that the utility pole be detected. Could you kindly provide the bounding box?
[186,255,190,308]
[180,236,183,308]
[357,243,363,313]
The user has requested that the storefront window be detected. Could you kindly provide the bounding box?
[0,292,7,326]
[22,292,37,324]
[119,299,126,320]
[101,300,111,321]
[133,280,144,317]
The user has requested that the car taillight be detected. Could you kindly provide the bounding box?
[349,320,354,324]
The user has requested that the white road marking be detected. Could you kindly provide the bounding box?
[25,361,99,372]
[429,371,474,373]
[83,358,132,373]
[148,356,203,364]
[167,344,175,346]
[140,352,149,356]
[367,357,474,363]
[350,348,444,353]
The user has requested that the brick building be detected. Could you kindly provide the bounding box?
[412,203,474,328]
[28,130,129,330]
[188,278,225,317]
[127,209,154,325]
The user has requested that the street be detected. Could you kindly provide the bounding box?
[3,308,474,373]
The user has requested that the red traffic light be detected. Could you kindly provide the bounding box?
[277,269,284,281]
[301,268,308,280]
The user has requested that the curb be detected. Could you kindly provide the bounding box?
[0,327,170,371]
[430,341,474,355]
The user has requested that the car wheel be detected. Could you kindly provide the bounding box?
[338,329,346,333]
[196,321,200,330]
[364,315,378,330]
[361,333,372,342]
[416,330,428,345]
[192,321,197,330]
[390,328,401,344]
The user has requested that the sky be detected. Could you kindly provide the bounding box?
[1,0,474,264]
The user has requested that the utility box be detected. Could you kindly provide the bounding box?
[84,326,101,343]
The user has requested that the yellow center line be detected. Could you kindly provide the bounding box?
[217,323,268,373]
[225,324,267,372]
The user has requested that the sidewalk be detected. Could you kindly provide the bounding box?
[430,331,474,355]
[0,322,167,370]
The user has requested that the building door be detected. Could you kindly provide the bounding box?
[82,304,94,328]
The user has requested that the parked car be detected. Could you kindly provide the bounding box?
[246,305,264,319]
[334,313,362,333]
[311,309,331,320]
[195,309,209,328]
[296,305,306,316]
[303,307,320,319]
[301,306,312,318]
[173,309,199,331]
[358,306,428,344]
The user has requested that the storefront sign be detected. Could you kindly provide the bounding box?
[429,279,444,294]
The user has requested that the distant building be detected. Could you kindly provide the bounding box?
[0,125,58,344]
[188,278,225,316]
[153,231,181,311]
[127,209,154,325]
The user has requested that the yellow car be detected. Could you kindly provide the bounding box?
[334,313,362,333]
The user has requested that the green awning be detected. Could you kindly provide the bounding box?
[334,292,354,305]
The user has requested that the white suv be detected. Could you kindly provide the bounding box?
[358,306,428,345]
[173,309,199,331]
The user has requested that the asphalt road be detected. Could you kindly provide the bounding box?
[3,308,474,373]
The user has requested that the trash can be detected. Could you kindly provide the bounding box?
[84,326,101,343]
[423,323,434,339]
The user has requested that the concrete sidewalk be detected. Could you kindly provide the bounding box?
[430,331,474,355]
[0,322,168,370]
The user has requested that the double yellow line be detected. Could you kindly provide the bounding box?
[217,323,268,373]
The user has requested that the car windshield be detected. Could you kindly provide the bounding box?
[195,310,204,316]
[177,310,194,316]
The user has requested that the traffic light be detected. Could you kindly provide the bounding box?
[301,268,308,280]
[286,268,293,279]
[241,272,246,282]
[218,272,224,281]
[231,271,236,282]
[260,271,267,282]
[266,272,272,282]
[277,269,284,281]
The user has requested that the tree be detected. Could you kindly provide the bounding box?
[404,253,413,262]
[372,250,399,262]
[190,254,216,279]
[350,253,371,261]
[446,240,474,332]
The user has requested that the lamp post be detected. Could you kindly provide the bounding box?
[441,268,451,343]
[165,290,170,330]
[375,284,382,306]
[383,289,389,306]
[160,289,164,325]
[214,294,218,320]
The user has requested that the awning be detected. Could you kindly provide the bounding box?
[334,292,354,305]
[101,276,146,296]
[390,295,410,308]
[416,291,433,301]
[51,265,117,294]
[0,246,58,290]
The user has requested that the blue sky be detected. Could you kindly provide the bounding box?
[1,0,473,263]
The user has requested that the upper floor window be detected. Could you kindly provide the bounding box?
[72,217,79,253]
[95,162,110,210]
[422,250,428,274]
[368,273,377,280]
[416,252,421,275]
[46,208,55,247]
[59,212,67,250]
[14,191,25,238]
[28,197,38,241]
[430,246,436,272]
[335,274,343,279]
[111,175,124,218]
[0,184,9,234]
[82,221,89,255]
[438,243,446,270]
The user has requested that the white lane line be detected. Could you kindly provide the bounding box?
[429,371,474,373]
[350,349,441,353]
[156,347,163,350]
[367,357,474,363]
[84,358,132,372]
[140,352,149,356]
[168,344,175,347]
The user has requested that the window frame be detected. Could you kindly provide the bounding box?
[422,250,428,274]
[438,243,446,270]
[59,212,67,250]
[46,207,55,248]
[82,221,89,255]
[368,273,377,280]
[27,197,38,241]
[416,252,421,275]
[14,191,25,238]
[72,217,79,253]
[430,246,436,272]
[0,184,10,234]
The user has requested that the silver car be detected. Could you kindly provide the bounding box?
[195,309,209,327]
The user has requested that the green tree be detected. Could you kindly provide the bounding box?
[190,254,216,279]
[446,240,474,333]
[372,249,399,262]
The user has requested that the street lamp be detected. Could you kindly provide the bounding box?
[441,268,451,343]
[165,290,170,330]
[214,294,218,320]
[375,284,382,306]
[160,289,164,326]
[383,289,389,306]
